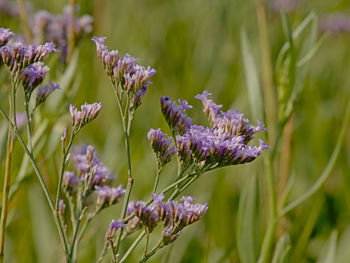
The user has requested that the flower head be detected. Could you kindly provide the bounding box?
[0,27,14,47]
[133,201,159,233]
[69,102,102,131]
[0,41,57,73]
[20,62,49,101]
[36,81,61,107]
[62,171,82,194]
[105,219,125,241]
[95,185,126,210]
[160,97,192,135]
[148,128,178,168]
[71,145,114,188]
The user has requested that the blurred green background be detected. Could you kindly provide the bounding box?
[1,0,350,262]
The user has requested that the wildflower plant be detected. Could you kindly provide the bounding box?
[1,4,347,263]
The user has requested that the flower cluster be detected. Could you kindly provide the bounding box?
[32,6,93,62]
[69,102,102,132]
[105,219,125,241]
[0,27,14,47]
[95,185,126,210]
[147,128,178,168]
[160,91,269,171]
[0,41,57,74]
[92,36,156,112]
[160,97,192,135]
[20,62,49,101]
[125,194,207,244]
[36,81,61,108]
[64,145,125,212]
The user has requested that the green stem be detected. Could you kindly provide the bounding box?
[139,241,163,263]
[55,132,76,210]
[152,166,162,193]
[0,93,14,262]
[0,106,70,261]
[119,231,146,263]
[24,100,33,154]
[144,231,150,257]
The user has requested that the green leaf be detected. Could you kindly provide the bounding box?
[240,29,264,122]
[317,231,338,263]
[236,174,259,263]
[271,234,291,263]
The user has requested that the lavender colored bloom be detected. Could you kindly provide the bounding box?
[20,62,49,101]
[0,27,14,47]
[160,97,192,135]
[36,81,61,107]
[148,128,178,168]
[125,201,141,232]
[162,226,182,245]
[59,199,66,215]
[69,102,102,131]
[71,145,114,188]
[105,219,125,241]
[196,91,266,143]
[0,41,57,73]
[133,201,159,233]
[95,185,126,210]
[113,54,136,84]
[14,112,27,130]
[320,13,350,34]
[130,86,147,111]
[62,171,82,194]
[271,0,299,13]
[176,125,269,169]
[123,65,156,94]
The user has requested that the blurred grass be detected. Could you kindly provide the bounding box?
[1,0,350,262]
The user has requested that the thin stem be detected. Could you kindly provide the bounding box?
[144,231,150,257]
[0,106,70,261]
[67,0,77,62]
[152,166,162,193]
[97,242,109,263]
[24,100,33,154]
[0,93,14,262]
[140,241,163,263]
[55,132,76,210]
[119,231,146,263]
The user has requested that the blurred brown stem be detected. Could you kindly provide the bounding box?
[17,0,32,43]
[256,0,277,145]
[67,0,77,62]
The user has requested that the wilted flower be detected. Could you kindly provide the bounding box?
[95,185,126,210]
[0,27,14,47]
[148,128,178,168]
[105,219,125,241]
[36,81,61,107]
[160,97,192,135]
[69,102,102,131]
[20,62,49,101]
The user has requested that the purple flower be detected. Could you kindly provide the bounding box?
[71,145,114,188]
[69,102,102,131]
[0,27,14,47]
[271,0,299,13]
[195,91,222,124]
[125,201,141,232]
[0,41,57,73]
[62,171,82,194]
[320,13,350,34]
[33,6,93,62]
[148,128,178,168]
[95,185,126,210]
[160,97,192,135]
[131,86,147,111]
[113,53,136,84]
[14,112,27,130]
[133,201,159,233]
[105,219,125,241]
[36,81,61,107]
[20,62,49,101]
[59,199,66,215]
